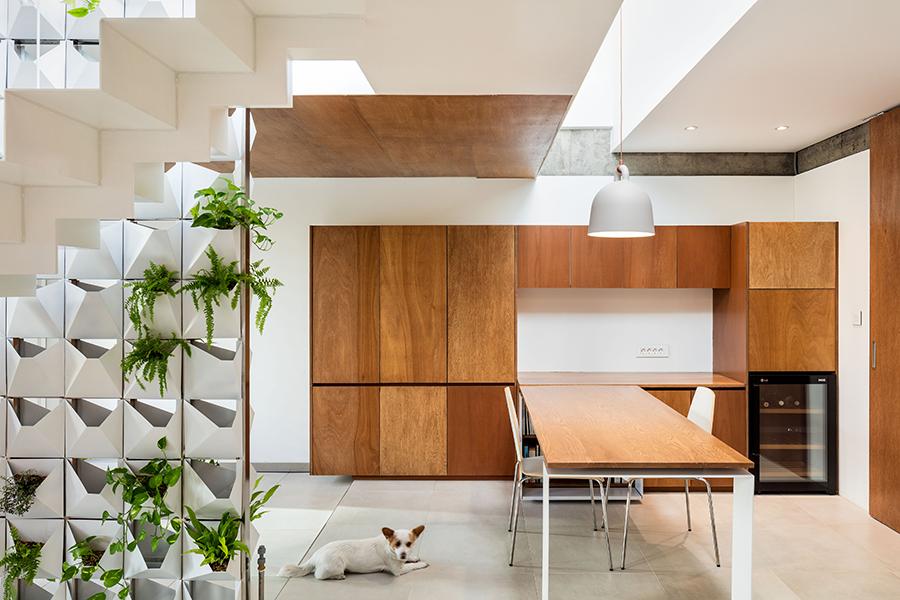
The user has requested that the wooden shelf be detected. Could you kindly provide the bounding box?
[760,443,824,450]
[517,371,745,389]
[760,408,824,415]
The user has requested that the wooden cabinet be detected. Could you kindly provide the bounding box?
[571,226,626,287]
[379,386,447,476]
[379,226,447,383]
[644,389,694,489]
[311,387,380,475]
[624,226,677,287]
[748,222,837,289]
[678,226,731,288]
[571,226,677,288]
[448,226,516,383]
[311,227,379,383]
[448,386,516,476]
[748,289,836,371]
[517,226,570,288]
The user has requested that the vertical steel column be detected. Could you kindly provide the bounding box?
[241,108,253,600]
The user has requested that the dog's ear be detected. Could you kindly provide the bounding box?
[381,527,395,540]
[412,525,425,538]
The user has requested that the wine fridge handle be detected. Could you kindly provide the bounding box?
[872,340,876,369]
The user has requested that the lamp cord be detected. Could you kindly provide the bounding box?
[619,3,624,169]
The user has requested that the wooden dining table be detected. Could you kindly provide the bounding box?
[520,384,755,600]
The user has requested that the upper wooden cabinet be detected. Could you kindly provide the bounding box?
[571,226,627,287]
[448,226,516,383]
[517,226,570,288]
[379,226,447,383]
[678,226,732,288]
[748,222,837,289]
[748,289,836,372]
[311,227,379,384]
[310,386,380,476]
[623,226,677,288]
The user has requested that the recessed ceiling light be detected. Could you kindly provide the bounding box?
[684,125,698,131]
[775,125,790,131]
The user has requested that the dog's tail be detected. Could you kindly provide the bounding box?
[277,561,314,578]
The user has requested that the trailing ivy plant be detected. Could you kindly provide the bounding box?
[124,262,180,333]
[121,329,191,397]
[59,536,128,600]
[104,437,183,553]
[190,179,283,251]
[62,0,101,18]
[0,526,43,600]
[0,470,45,516]
[183,508,248,573]
[179,247,282,344]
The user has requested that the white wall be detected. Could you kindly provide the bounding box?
[794,151,870,510]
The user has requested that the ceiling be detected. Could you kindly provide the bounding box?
[250,95,572,178]
[624,0,900,152]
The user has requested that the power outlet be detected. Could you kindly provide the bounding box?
[637,344,669,358]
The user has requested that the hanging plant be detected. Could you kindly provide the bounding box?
[104,437,183,553]
[0,526,42,600]
[190,179,283,251]
[124,262,180,333]
[59,536,128,600]
[183,508,248,572]
[0,470,45,516]
[62,0,101,18]
[121,329,191,397]
[179,247,282,345]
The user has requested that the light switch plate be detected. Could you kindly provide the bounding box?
[637,344,669,358]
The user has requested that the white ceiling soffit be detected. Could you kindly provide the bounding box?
[291,60,374,95]
[242,0,367,17]
[624,0,900,152]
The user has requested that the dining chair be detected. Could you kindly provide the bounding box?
[620,386,721,569]
[504,386,614,570]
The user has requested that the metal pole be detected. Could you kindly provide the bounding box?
[257,546,267,600]
[241,107,253,600]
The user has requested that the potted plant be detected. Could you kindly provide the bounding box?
[121,329,191,397]
[179,247,282,345]
[124,262,180,334]
[0,470,45,516]
[190,179,283,251]
[0,526,43,600]
[183,508,248,577]
[59,535,128,600]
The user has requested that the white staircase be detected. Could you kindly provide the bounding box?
[0,0,619,285]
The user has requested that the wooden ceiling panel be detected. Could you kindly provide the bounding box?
[250,95,571,178]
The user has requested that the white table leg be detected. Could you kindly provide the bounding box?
[542,460,550,600]
[731,475,754,600]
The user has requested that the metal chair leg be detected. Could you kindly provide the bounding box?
[509,478,524,566]
[684,479,692,532]
[700,478,721,567]
[598,478,613,571]
[621,479,634,570]
[589,479,598,531]
[508,463,521,532]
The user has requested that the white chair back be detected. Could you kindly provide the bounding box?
[504,386,524,463]
[688,386,716,433]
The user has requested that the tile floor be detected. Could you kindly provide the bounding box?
[251,473,900,599]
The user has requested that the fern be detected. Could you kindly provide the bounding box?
[62,0,101,18]
[190,179,283,251]
[124,263,179,333]
[0,526,42,600]
[247,259,282,334]
[121,330,191,397]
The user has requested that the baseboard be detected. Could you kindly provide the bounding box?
[252,462,310,473]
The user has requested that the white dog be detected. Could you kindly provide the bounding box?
[278,526,428,580]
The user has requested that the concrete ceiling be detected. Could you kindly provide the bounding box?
[624,0,900,152]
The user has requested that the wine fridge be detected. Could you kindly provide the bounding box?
[749,373,837,494]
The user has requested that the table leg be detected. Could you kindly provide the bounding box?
[731,475,754,599]
[541,460,549,600]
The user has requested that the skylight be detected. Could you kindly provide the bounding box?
[290,60,375,95]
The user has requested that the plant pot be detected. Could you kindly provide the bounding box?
[65,520,124,577]
[64,0,124,40]
[64,341,124,399]
[65,398,123,458]
[124,460,182,515]
[123,292,182,340]
[132,579,182,600]
[181,164,226,218]
[64,281,123,339]
[183,400,241,459]
[183,460,241,520]
[183,341,241,400]
[13,580,68,600]
[183,580,239,600]
[65,221,124,279]
[6,280,64,338]
[7,40,66,89]
[5,517,65,580]
[123,341,183,400]
[182,294,240,341]
[135,162,183,220]
[124,520,182,580]
[64,40,100,89]
[65,459,123,519]
[182,226,241,278]
[124,220,182,279]
[7,398,65,458]
[5,459,64,518]
[125,0,186,18]
[123,400,182,459]
[6,340,65,398]
[182,522,242,581]
[8,0,66,40]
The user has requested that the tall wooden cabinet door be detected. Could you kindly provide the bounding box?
[571,226,626,287]
[448,386,516,476]
[624,226,677,288]
[870,109,900,532]
[311,387,379,476]
[678,226,732,288]
[448,226,516,383]
[380,387,447,476]
[748,289,836,371]
[311,227,379,383]
[517,226,570,288]
[748,222,837,289]
[379,226,447,383]
[644,389,694,489]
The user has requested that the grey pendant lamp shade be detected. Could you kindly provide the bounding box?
[587,164,655,238]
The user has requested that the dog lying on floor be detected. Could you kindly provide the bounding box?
[278,526,428,580]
